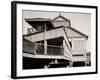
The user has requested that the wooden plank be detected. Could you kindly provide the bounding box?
[23,53,70,60]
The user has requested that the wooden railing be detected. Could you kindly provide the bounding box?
[23,39,36,54]
[72,50,86,58]
[36,44,64,55]
[23,41,64,56]
[36,44,44,55]
[47,45,64,55]
[72,50,86,54]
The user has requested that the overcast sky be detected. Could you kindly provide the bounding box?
[23,10,91,52]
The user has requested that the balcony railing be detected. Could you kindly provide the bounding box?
[23,39,36,54]
[72,50,86,57]
[23,41,64,56]
[72,50,86,54]
[47,45,64,55]
[36,44,44,55]
[36,43,64,55]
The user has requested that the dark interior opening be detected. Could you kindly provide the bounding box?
[69,41,72,48]
[47,37,63,46]
[73,61,85,67]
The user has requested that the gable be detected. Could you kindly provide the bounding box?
[65,27,88,38]
[53,17,66,21]
[53,15,69,21]
[52,16,70,27]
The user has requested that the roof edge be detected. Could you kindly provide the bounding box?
[67,26,88,39]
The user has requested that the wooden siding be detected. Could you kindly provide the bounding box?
[64,27,87,62]
[52,16,70,27]
[53,21,69,27]
[72,57,87,61]
[73,39,85,50]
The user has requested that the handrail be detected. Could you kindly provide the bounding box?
[72,50,86,55]
[36,43,64,48]
[64,40,73,55]
[63,27,70,43]
[34,43,64,55]
[63,27,73,55]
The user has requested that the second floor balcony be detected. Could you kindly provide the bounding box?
[23,39,64,56]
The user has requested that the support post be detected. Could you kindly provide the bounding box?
[63,40,65,55]
[44,22,47,55]
[44,40,47,55]
[69,61,73,67]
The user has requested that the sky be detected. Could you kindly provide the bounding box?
[23,10,91,52]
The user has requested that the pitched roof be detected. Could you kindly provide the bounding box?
[52,14,69,21]
[25,17,54,29]
[52,14,71,26]
[25,18,51,22]
[68,26,88,39]
[24,16,88,39]
[52,14,88,38]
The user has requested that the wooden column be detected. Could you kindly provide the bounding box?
[44,22,47,55]
[69,61,73,67]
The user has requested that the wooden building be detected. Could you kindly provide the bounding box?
[23,14,90,69]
